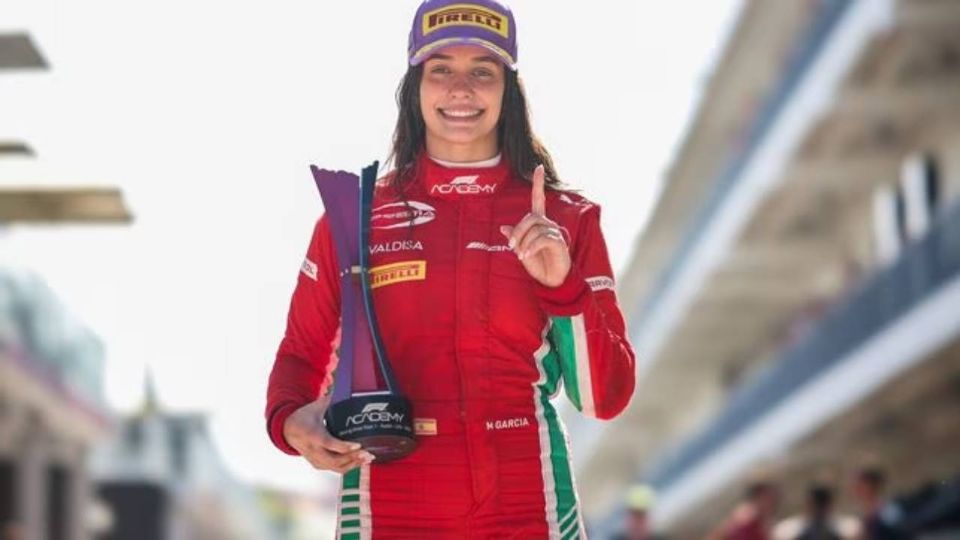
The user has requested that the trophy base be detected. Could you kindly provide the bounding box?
[325,394,417,463]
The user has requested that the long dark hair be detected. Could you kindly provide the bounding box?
[385,64,563,194]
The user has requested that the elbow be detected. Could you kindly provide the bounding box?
[590,372,635,420]
[592,391,633,420]
[589,341,637,420]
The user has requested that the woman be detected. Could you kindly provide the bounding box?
[266,1,636,537]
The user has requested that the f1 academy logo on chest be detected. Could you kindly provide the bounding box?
[431,175,497,195]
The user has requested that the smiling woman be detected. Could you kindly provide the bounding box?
[389,46,562,196]
[419,47,505,161]
[265,1,637,538]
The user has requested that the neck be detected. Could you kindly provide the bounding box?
[425,136,499,163]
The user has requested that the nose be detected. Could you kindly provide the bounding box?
[447,73,474,98]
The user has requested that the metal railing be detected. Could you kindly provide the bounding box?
[647,198,960,488]
[630,0,855,335]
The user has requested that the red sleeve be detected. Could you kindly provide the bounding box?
[534,204,637,420]
[264,216,342,455]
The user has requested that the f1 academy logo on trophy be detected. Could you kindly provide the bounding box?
[310,161,417,462]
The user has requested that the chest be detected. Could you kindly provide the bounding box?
[367,193,537,271]
[364,193,548,329]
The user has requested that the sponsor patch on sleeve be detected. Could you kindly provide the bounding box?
[301,258,318,281]
[586,275,615,292]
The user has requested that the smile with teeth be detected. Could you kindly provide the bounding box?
[439,108,484,119]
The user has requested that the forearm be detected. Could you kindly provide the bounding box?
[538,267,636,419]
[265,351,327,454]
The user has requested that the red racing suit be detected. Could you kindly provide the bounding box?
[266,153,636,539]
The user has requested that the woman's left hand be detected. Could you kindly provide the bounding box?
[500,164,572,288]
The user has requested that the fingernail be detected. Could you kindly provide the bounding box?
[362,453,375,463]
[518,250,526,260]
[508,237,516,249]
[350,443,362,451]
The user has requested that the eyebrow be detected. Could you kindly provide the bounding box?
[428,53,500,64]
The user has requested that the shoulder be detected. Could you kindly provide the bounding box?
[545,187,602,230]
[376,169,398,187]
[373,169,423,203]
[548,188,598,213]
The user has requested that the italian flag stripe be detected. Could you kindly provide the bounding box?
[343,468,359,489]
[550,315,595,417]
[534,322,585,538]
[559,507,578,530]
[336,466,371,540]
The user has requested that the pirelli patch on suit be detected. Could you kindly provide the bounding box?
[422,4,509,38]
[369,260,427,289]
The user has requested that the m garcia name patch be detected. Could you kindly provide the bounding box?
[369,260,427,289]
[485,416,530,431]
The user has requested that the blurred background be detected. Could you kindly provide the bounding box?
[2,0,959,538]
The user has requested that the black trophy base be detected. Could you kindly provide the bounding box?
[325,394,417,463]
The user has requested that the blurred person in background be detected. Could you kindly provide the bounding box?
[851,466,907,539]
[773,484,859,540]
[708,477,780,540]
[0,522,23,540]
[611,484,666,540]
[264,0,637,537]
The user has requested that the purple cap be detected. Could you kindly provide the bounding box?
[408,0,518,70]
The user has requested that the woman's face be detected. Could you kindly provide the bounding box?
[419,44,505,161]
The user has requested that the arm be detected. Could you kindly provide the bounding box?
[265,216,342,455]
[535,204,637,419]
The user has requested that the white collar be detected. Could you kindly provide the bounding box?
[429,153,502,169]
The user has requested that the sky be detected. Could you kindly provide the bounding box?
[1,0,743,494]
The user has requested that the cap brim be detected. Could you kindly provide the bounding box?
[410,37,517,70]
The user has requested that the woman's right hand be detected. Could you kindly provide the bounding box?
[283,393,375,474]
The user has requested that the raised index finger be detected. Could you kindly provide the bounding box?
[531,164,546,216]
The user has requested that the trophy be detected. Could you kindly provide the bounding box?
[310,161,417,463]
